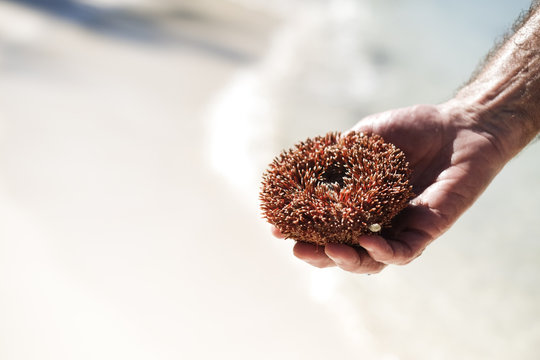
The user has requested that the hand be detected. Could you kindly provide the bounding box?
[279,103,509,274]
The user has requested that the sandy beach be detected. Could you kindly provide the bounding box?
[0,0,539,359]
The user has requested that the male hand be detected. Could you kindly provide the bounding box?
[277,103,508,274]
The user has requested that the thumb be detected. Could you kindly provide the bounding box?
[348,110,394,135]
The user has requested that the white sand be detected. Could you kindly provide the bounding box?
[0,0,538,359]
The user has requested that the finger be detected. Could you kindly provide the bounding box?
[348,111,392,135]
[271,226,286,239]
[324,243,387,274]
[293,242,335,268]
[356,235,415,265]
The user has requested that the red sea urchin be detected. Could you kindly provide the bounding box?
[260,131,414,246]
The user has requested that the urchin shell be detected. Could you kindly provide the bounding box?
[260,131,414,246]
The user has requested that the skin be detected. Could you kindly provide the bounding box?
[273,2,540,274]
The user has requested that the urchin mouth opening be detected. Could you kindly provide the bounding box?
[320,163,349,187]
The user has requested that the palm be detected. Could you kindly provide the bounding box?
[288,104,507,273]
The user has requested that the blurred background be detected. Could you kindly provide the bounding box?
[0,0,539,359]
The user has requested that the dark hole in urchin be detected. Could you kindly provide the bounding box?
[319,163,349,187]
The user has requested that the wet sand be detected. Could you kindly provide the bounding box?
[0,1,363,359]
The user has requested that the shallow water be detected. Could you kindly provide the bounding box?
[0,0,538,359]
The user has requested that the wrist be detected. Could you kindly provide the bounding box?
[448,82,540,161]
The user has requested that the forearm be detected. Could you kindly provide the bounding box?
[452,1,540,160]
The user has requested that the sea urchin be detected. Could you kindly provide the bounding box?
[260,131,414,246]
